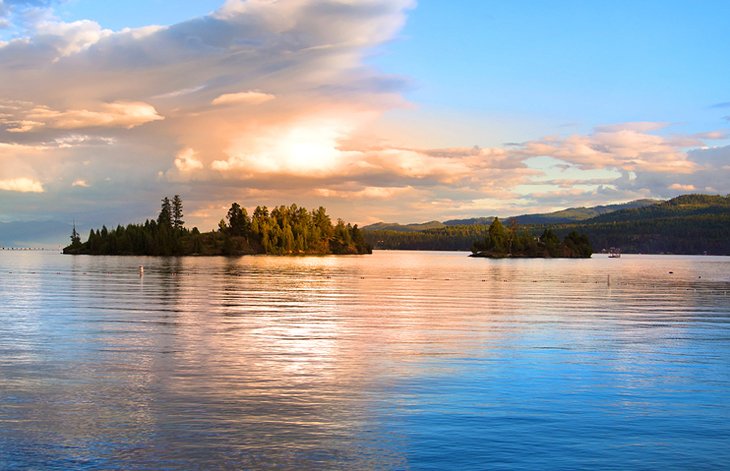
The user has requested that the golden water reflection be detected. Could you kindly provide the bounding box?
[1,251,729,469]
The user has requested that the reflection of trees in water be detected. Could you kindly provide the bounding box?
[138,256,411,468]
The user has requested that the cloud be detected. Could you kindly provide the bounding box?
[0,177,43,192]
[36,19,112,57]
[710,101,730,109]
[174,147,204,172]
[1,100,163,132]
[211,91,275,106]
[0,0,424,227]
[1,0,727,229]
[0,0,59,38]
[516,123,700,174]
[153,85,206,100]
[52,134,115,148]
[595,122,669,133]
[693,131,728,140]
[669,183,696,191]
[314,185,417,200]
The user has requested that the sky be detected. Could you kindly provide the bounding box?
[1,0,728,231]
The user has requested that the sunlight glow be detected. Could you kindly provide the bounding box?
[214,121,356,175]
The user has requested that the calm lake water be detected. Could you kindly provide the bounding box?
[1,251,729,470]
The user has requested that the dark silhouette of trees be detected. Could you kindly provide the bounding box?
[471,220,592,258]
[63,196,371,256]
[69,222,81,249]
[172,195,184,230]
[158,197,172,229]
[539,228,560,257]
[364,194,730,255]
[226,202,250,236]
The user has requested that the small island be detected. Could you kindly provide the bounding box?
[63,196,371,256]
[471,217,592,258]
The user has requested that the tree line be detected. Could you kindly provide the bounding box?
[64,196,371,256]
[364,194,730,255]
[470,217,592,258]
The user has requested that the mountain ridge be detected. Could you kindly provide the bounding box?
[362,194,730,255]
[363,198,661,232]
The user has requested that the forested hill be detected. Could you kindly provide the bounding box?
[579,194,730,223]
[363,198,658,232]
[63,197,371,256]
[509,199,659,224]
[555,194,730,254]
[363,194,730,255]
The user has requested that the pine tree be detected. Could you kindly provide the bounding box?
[70,222,81,247]
[172,195,184,230]
[158,197,172,228]
[226,202,250,236]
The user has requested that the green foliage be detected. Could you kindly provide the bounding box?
[361,220,446,232]
[364,194,730,255]
[540,228,560,257]
[563,231,593,258]
[63,196,371,256]
[366,225,491,251]
[470,220,591,258]
[226,202,250,236]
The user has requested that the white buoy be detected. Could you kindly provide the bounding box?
[139,265,144,277]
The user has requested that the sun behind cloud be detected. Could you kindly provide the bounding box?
[211,91,275,106]
[0,0,728,228]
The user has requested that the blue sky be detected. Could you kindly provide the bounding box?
[370,1,730,145]
[0,0,728,231]
[57,0,222,30]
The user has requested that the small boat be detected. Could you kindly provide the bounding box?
[608,247,621,258]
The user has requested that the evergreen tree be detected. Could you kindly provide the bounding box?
[62,196,372,256]
[488,217,507,252]
[172,195,184,230]
[70,223,81,248]
[540,228,560,256]
[226,202,250,236]
[158,197,172,228]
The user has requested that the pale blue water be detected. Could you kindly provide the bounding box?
[1,251,729,470]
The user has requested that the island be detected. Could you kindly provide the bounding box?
[63,196,371,256]
[470,217,592,258]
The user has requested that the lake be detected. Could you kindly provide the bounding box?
[1,251,729,470]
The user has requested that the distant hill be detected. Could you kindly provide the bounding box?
[363,194,730,255]
[443,217,494,226]
[362,220,446,232]
[0,220,73,248]
[364,198,661,232]
[554,194,730,254]
[509,199,659,224]
[581,194,729,223]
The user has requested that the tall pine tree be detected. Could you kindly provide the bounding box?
[158,197,172,229]
[172,195,184,230]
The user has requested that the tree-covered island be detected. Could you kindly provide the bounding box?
[471,217,592,258]
[63,196,371,256]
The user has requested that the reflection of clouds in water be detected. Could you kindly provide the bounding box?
[1,252,729,468]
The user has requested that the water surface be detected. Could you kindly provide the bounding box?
[1,251,729,469]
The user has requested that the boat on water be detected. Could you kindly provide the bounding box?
[608,247,621,258]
